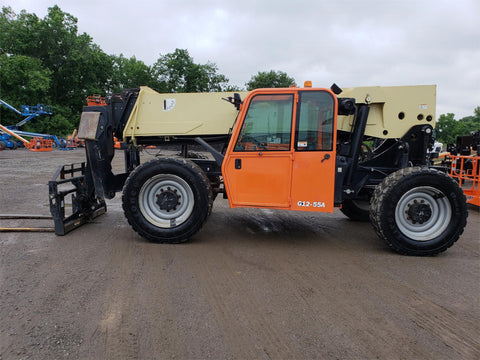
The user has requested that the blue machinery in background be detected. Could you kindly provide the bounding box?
[0,99,72,150]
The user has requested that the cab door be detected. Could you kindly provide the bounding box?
[290,91,337,212]
[222,92,295,208]
[223,89,337,212]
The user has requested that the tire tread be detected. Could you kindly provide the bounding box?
[370,166,468,256]
[122,158,212,243]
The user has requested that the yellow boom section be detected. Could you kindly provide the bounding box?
[123,85,436,142]
[338,84,436,138]
[123,86,248,143]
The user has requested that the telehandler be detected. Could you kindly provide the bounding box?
[49,83,468,256]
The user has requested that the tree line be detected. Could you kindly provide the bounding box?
[0,5,294,135]
[0,5,477,142]
[435,108,479,146]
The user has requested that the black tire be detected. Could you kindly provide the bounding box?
[370,167,468,256]
[340,199,371,222]
[122,158,212,243]
[0,141,6,150]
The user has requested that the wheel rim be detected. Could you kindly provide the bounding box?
[139,174,194,228]
[394,186,451,241]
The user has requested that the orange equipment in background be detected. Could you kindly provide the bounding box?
[114,136,127,149]
[65,129,82,148]
[449,154,479,206]
[27,137,54,152]
[0,124,54,152]
[86,95,106,106]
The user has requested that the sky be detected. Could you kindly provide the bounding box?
[3,0,480,119]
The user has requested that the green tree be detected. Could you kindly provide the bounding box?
[22,104,74,135]
[0,54,52,125]
[0,7,41,56]
[109,54,166,93]
[35,6,112,110]
[246,70,296,90]
[0,5,112,134]
[436,113,458,144]
[436,107,480,145]
[223,84,245,92]
[457,107,480,136]
[153,49,229,92]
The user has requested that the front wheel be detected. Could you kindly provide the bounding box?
[370,167,468,256]
[122,158,212,243]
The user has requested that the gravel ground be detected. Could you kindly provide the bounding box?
[0,148,479,360]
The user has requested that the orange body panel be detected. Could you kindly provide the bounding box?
[223,152,293,208]
[290,150,336,212]
[222,87,337,212]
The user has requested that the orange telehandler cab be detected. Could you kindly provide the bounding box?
[222,88,337,212]
[49,84,468,256]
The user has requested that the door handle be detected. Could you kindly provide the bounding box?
[321,153,331,163]
[235,158,242,169]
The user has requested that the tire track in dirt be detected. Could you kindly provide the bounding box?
[91,235,141,360]
[181,244,301,359]
[279,246,480,360]
[1,150,479,360]
[201,204,479,359]
[85,218,219,359]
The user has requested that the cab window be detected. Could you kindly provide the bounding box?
[296,91,335,151]
[234,94,294,151]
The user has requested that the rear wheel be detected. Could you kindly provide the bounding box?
[0,141,6,150]
[370,167,468,256]
[122,158,212,243]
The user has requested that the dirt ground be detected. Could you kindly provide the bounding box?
[0,148,479,360]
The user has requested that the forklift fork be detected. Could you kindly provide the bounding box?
[48,162,106,235]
